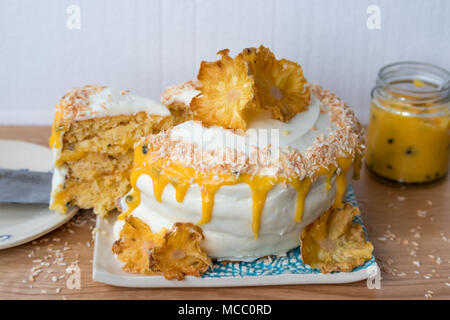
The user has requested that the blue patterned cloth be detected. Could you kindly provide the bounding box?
[202,185,376,278]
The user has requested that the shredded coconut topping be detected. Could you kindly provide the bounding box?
[58,85,106,120]
[160,80,200,106]
[141,84,365,180]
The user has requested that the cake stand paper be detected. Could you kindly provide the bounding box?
[93,185,378,287]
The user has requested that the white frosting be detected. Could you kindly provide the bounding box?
[169,95,335,157]
[50,146,66,206]
[113,94,350,261]
[114,170,352,261]
[75,87,170,120]
[50,165,67,206]
[171,88,200,106]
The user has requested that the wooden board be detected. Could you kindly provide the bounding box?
[0,126,448,300]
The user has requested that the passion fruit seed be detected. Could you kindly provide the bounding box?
[232,170,241,178]
[405,146,415,155]
[142,145,148,154]
[125,195,133,203]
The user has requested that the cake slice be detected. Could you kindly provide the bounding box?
[160,80,199,121]
[49,85,177,216]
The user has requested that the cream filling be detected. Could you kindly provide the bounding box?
[76,87,170,120]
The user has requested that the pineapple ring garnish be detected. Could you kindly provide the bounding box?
[149,222,212,280]
[240,47,257,74]
[191,49,258,130]
[112,216,165,274]
[240,45,311,122]
[300,203,374,273]
[112,217,211,280]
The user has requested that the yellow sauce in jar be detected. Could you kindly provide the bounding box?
[366,63,449,183]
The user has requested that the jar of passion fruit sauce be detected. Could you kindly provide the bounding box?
[366,62,449,183]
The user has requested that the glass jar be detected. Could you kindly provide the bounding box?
[366,61,449,183]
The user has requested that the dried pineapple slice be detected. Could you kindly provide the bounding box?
[240,47,257,73]
[300,203,374,273]
[113,218,211,279]
[241,45,310,122]
[191,49,258,130]
[149,222,212,280]
[112,216,165,274]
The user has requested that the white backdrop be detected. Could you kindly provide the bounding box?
[1,0,449,125]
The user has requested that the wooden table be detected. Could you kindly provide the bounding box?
[0,126,449,300]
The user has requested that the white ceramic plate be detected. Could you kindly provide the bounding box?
[0,140,77,250]
[93,188,379,288]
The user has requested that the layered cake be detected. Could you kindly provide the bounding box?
[112,46,373,279]
[49,85,190,216]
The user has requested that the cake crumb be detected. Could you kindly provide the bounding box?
[417,210,427,218]
[387,203,398,211]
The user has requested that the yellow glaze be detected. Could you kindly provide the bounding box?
[49,103,67,150]
[51,188,69,213]
[119,140,358,238]
[49,103,68,212]
[333,157,353,208]
[367,97,449,183]
[325,165,337,192]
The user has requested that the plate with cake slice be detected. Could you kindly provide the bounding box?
[47,46,378,286]
[0,140,77,250]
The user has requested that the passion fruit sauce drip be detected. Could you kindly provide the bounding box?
[119,141,358,239]
[49,103,70,213]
